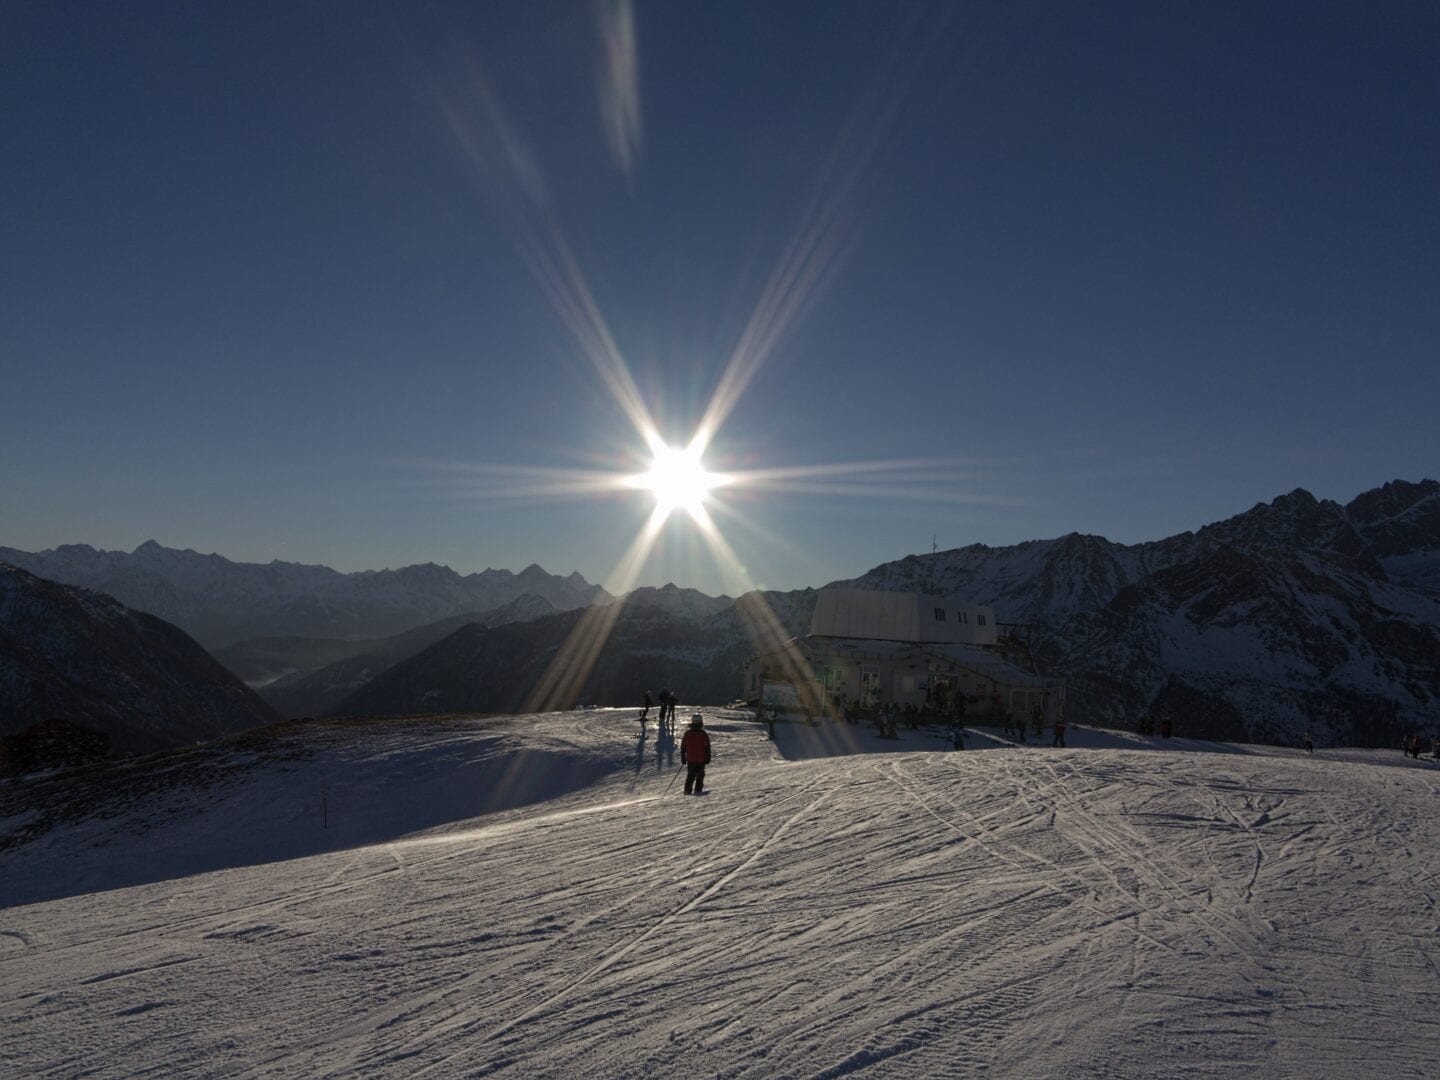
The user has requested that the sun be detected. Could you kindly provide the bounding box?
[628,441,725,520]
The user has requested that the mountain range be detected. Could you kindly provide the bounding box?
[840,479,1440,746]
[3,478,1436,751]
[334,479,1439,747]
[0,540,609,648]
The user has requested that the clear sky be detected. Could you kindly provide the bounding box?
[3,1,1437,597]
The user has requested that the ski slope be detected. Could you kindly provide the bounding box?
[3,710,1438,1078]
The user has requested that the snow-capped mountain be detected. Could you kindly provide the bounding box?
[841,480,1440,745]
[0,541,611,648]
[619,582,734,621]
[7,480,1434,749]
[0,564,280,754]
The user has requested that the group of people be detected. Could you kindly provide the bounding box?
[639,688,712,794]
[825,694,1071,750]
[1135,716,1173,738]
[996,704,1069,747]
[639,688,680,736]
[1403,732,1439,760]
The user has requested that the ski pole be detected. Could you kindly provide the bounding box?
[663,763,684,795]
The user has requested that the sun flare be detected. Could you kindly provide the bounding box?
[627,441,725,519]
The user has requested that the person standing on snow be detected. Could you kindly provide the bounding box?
[1052,711,1067,748]
[1303,730,1313,755]
[641,690,652,721]
[681,713,712,795]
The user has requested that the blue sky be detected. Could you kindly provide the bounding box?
[3,1,1436,597]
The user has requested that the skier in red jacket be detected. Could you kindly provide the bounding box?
[680,713,712,795]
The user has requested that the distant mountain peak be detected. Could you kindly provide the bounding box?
[1269,488,1320,512]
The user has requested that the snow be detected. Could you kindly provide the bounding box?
[3,710,1438,1077]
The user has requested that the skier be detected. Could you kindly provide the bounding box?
[950,721,966,751]
[1052,712,1067,748]
[680,713,712,795]
[640,690,652,721]
[766,707,777,741]
[1303,730,1313,755]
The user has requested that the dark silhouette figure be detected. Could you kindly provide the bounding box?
[681,713,711,795]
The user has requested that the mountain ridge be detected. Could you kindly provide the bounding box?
[0,564,281,755]
[0,541,612,648]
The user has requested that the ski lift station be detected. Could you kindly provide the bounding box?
[743,588,1065,723]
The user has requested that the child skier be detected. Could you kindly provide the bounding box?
[680,713,712,795]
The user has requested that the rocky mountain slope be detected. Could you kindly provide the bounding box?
[257,594,559,718]
[332,589,813,718]
[0,541,610,648]
[842,480,1440,746]
[0,564,280,755]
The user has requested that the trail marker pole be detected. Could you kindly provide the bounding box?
[322,776,328,829]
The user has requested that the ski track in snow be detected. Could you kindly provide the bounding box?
[2,710,1439,1078]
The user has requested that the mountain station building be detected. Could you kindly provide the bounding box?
[743,588,1065,724]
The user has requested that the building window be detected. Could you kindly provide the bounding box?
[861,669,882,707]
[977,614,987,626]
[933,608,946,621]
[958,611,967,623]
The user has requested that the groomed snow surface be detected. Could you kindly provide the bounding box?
[3,710,1438,1078]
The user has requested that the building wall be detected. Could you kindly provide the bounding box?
[809,589,998,647]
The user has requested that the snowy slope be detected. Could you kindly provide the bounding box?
[3,710,1438,1078]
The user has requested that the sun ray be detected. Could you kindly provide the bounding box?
[683,513,828,716]
[409,461,643,501]
[418,11,1000,712]
[522,505,667,713]
[429,54,659,447]
[693,7,958,455]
